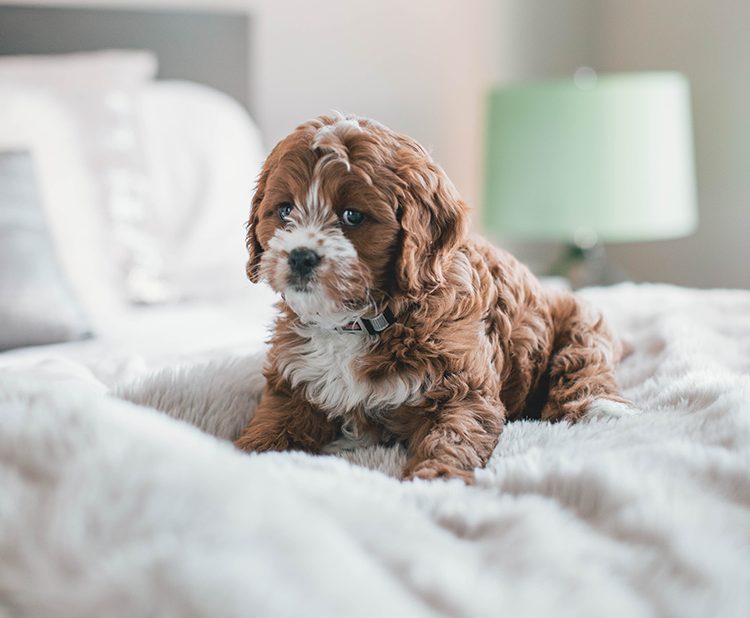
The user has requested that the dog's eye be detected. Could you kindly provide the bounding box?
[341,209,365,227]
[278,202,294,222]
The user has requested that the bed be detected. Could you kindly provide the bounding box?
[1,6,749,618]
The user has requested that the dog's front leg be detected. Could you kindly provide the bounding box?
[401,393,505,484]
[234,385,337,454]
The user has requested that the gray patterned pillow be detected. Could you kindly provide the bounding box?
[0,150,90,351]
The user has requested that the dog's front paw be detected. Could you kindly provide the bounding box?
[581,398,639,422]
[403,460,475,484]
[233,431,289,453]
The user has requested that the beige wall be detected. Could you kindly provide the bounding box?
[252,0,490,210]
[598,0,750,288]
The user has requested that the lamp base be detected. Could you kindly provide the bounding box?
[548,243,627,289]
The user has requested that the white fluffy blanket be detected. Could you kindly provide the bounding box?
[1,284,750,617]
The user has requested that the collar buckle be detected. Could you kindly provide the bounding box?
[335,307,396,335]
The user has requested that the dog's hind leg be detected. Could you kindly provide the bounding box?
[540,294,631,423]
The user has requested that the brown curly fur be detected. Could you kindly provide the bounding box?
[235,114,626,483]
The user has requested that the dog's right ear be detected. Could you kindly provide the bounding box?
[393,139,468,299]
[245,166,269,283]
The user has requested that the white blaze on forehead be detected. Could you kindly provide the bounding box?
[302,173,333,227]
[287,177,330,229]
[306,177,321,208]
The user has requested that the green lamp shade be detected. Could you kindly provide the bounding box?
[483,72,698,243]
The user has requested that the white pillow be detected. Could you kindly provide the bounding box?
[137,81,265,300]
[0,88,122,329]
[0,50,171,304]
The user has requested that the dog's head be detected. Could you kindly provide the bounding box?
[246,114,467,326]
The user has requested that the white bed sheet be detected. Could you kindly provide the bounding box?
[0,282,278,385]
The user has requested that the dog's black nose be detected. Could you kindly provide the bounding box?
[288,247,321,276]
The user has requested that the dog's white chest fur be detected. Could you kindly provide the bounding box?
[277,325,421,418]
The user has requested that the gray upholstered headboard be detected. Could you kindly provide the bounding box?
[0,4,251,111]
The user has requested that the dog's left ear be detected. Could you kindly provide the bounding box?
[394,146,468,298]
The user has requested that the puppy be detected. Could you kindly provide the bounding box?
[235,114,628,482]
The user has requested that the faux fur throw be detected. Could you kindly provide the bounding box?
[1,284,749,617]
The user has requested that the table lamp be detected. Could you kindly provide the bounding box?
[483,70,698,287]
